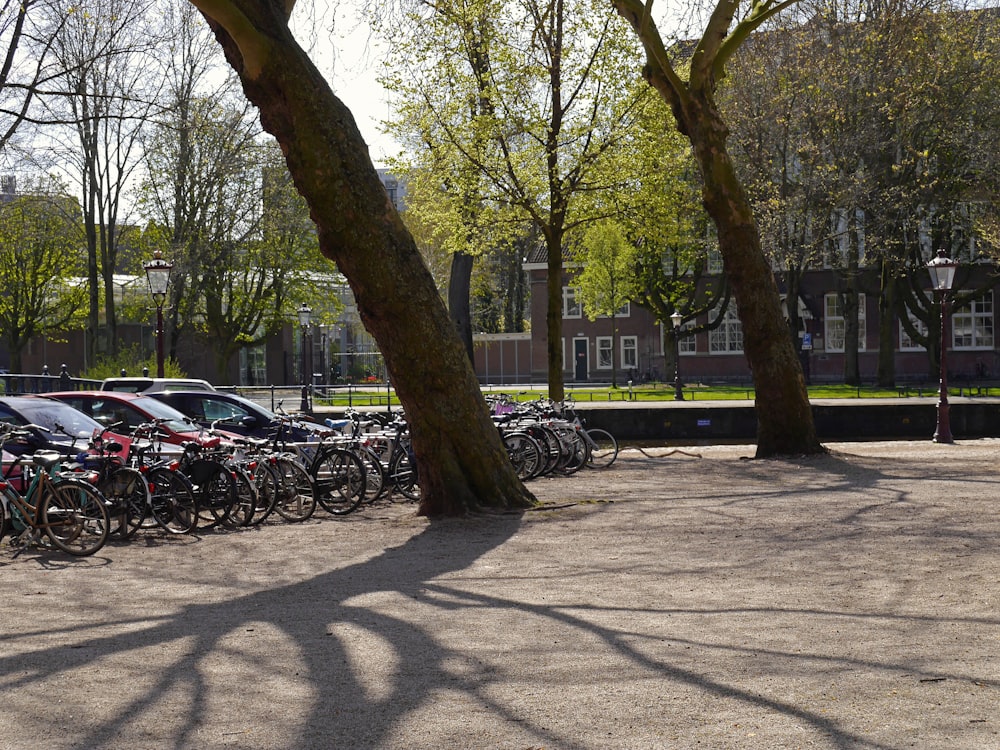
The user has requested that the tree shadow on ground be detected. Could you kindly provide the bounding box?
[2,449,998,749]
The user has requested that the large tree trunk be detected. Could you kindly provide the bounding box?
[613,0,822,458]
[448,251,475,363]
[192,3,533,515]
[686,97,822,457]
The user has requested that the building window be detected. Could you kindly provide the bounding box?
[899,311,927,352]
[596,337,613,369]
[824,293,866,353]
[563,287,581,318]
[599,302,630,318]
[953,296,993,350]
[678,323,696,354]
[709,308,743,353]
[621,336,637,368]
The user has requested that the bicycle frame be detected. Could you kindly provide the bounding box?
[2,453,77,538]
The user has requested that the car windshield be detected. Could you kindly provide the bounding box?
[15,399,105,440]
[131,396,200,433]
[226,394,276,419]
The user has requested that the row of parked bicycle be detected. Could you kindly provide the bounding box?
[0,397,617,557]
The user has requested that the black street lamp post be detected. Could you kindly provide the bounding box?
[143,250,174,378]
[671,310,684,401]
[298,303,312,413]
[927,250,958,444]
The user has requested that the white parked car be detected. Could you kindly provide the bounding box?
[100,377,216,394]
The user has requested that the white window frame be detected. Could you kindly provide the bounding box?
[899,311,927,352]
[563,287,582,319]
[596,337,613,369]
[621,336,637,369]
[709,307,743,354]
[678,323,696,355]
[952,296,994,350]
[824,293,866,353]
[598,302,631,318]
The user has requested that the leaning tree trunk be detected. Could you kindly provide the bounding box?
[192,2,533,515]
[686,97,822,457]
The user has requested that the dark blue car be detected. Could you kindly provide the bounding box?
[148,391,327,443]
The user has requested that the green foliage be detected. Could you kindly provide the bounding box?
[0,177,88,370]
[572,220,639,320]
[81,343,187,381]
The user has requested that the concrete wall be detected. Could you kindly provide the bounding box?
[575,400,1000,443]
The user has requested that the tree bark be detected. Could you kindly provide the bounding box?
[545,225,566,400]
[191,2,533,515]
[876,259,896,388]
[684,95,822,457]
[448,251,475,363]
[613,0,823,457]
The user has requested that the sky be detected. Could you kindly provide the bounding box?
[291,1,400,168]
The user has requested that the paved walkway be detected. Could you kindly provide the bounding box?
[1,440,998,749]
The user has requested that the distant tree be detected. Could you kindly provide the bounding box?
[612,96,731,377]
[381,0,648,400]
[572,221,639,387]
[0,178,86,371]
[47,0,159,360]
[612,0,823,456]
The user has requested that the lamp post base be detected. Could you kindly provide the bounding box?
[933,400,953,443]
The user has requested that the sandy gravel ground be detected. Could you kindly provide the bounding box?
[1,439,999,750]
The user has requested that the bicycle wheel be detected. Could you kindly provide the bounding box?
[186,459,236,530]
[387,447,420,502]
[272,456,317,522]
[224,466,257,527]
[502,431,543,481]
[526,423,561,476]
[359,446,387,501]
[555,428,587,475]
[249,460,279,525]
[585,428,618,469]
[313,447,366,515]
[43,479,110,556]
[147,467,198,534]
[0,486,14,542]
[103,466,149,540]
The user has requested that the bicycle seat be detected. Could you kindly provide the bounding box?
[31,451,64,469]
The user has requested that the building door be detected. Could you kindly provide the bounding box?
[574,338,588,381]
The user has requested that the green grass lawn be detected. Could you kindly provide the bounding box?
[311,381,917,408]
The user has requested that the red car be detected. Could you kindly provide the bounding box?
[43,392,237,447]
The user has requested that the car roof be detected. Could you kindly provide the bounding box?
[153,390,279,418]
[47,390,141,401]
[100,377,216,393]
[0,396,106,434]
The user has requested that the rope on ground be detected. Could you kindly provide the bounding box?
[635,447,702,458]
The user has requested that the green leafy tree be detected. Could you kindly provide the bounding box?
[611,95,731,377]
[381,0,649,400]
[0,178,86,371]
[571,221,639,386]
